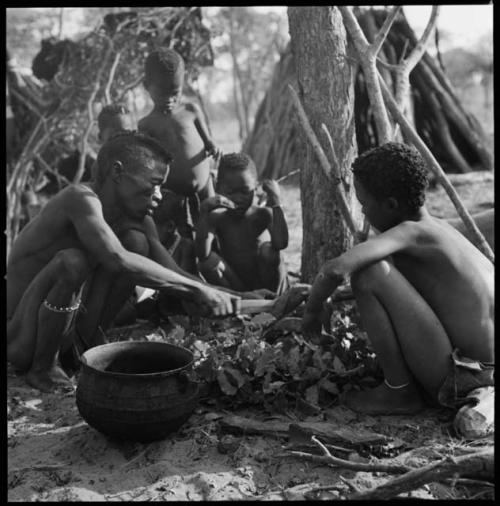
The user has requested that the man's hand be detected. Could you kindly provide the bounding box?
[262,179,281,207]
[301,309,323,339]
[192,285,241,317]
[200,194,236,214]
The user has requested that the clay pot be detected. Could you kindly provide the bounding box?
[76,341,199,442]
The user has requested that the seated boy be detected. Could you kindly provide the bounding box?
[302,142,494,415]
[196,152,290,295]
[138,48,220,239]
[7,131,240,393]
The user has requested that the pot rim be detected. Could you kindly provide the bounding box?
[79,341,194,379]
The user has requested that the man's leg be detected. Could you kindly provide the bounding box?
[198,251,246,291]
[74,229,150,349]
[7,248,89,392]
[257,242,289,295]
[346,260,453,414]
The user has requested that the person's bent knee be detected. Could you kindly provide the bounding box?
[258,242,280,266]
[119,229,150,257]
[198,251,225,273]
[351,260,391,292]
[54,248,90,287]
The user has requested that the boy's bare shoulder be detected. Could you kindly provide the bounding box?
[183,101,201,115]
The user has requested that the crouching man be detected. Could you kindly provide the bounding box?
[7,132,240,393]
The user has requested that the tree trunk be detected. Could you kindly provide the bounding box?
[288,7,362,282]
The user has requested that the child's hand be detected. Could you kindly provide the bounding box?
[261,179,281,207]
[200,194,236,213]
[205,142,222,161]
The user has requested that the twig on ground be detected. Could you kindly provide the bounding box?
[347,447,493,500]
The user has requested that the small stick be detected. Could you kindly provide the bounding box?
[288,84,359,236]
[277,450,411,474]
[277,168,300,183]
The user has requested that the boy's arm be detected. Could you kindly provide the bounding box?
[262,179,288,250]
[195,195,235,260]
[187,102,221,159]
[303,222,419,331]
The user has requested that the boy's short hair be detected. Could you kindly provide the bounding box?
[144,48,185,87]
[218,152,257,181]
[153,190,185,226]
[352,142,429,214]
[97,103,130,132]
[95,131,172,185]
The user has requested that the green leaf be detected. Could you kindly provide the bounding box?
[217,368,238,396]
[333,356,346,373]
[254,348,276,377]
[305,384,319,406]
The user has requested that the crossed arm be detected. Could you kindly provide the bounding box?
[304,222,418,316]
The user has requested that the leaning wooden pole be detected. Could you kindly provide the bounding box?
[378,74,494,263]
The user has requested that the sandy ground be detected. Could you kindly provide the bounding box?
[10,360,486,501]
[7,172,494,501]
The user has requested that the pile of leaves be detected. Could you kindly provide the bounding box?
[129,302,383,415]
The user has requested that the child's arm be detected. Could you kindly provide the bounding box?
[302,221,420,333]
[187,102,222,160]
[195,195,236,260]
[262,179,289,250]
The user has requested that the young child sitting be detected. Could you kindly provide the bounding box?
[138,48,220,239]
[196,152,290,295]
[302,142,494,416]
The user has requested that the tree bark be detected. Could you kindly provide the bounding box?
[288,7,362,282]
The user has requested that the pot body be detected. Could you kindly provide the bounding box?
[76,341,199,442]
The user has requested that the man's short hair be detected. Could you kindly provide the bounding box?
[97,103,131,132]
[144,48,185,87]
[217,152,257,181]
[352,142,429,214]
[95,131,172,185]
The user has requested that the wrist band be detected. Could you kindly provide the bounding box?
[43,299,81,313]
[384,378,410,389]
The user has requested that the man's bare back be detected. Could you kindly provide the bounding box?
[392,217,493,362]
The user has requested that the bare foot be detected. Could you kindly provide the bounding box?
[26,365,75,393]
[343,381,425,415]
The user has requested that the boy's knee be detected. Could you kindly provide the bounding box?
[55,248,90,287]
[258,242,280,266]
[350,260,391,292]
[119,229,150,257]
[198,251,225,273]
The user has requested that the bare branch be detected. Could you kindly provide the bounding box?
[371,6,402,57]
[404,6,440,72]
[288,84,359,236]
[104,51,122,105]
[338,6,370,54]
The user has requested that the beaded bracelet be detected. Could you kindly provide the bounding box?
[43,299,81,313]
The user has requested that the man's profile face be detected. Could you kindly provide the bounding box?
[116,153,169,220]
[354,178,396,232]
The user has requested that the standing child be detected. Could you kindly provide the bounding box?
[138,48,220,239]
[196,152,290,295]
[301,142,494,416]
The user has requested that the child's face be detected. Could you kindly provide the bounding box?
[354,178,399,232]
[217,170,256,214]
[146,77,182,114]
[100,114,134,143]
